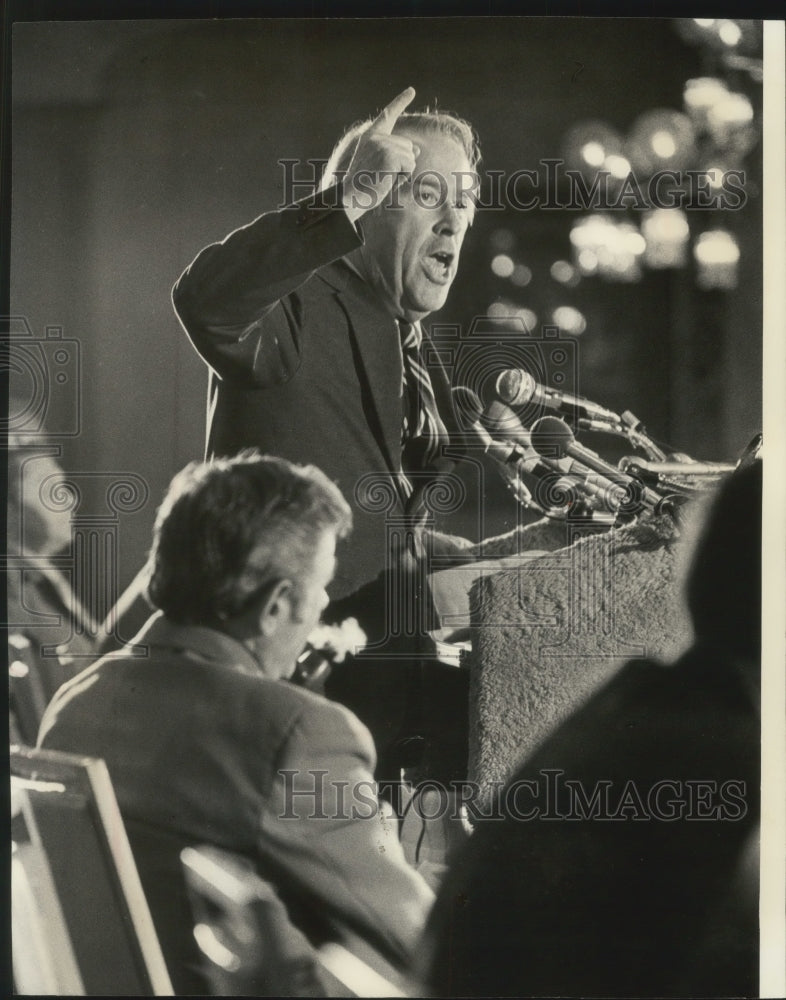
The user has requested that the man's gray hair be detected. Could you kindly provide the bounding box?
[320,107,481,192]
[145,451,351,625]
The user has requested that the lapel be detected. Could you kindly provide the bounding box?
[317,261,403,478]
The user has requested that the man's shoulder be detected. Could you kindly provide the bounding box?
[189,666,373,749]
[41,648,371,756]
[274,681,374,748]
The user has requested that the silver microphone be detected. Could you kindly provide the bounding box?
[530,416,663,514]
[451,387,538,508]
[495,369,621,429]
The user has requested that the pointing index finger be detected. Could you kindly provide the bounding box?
[371,87,416,135]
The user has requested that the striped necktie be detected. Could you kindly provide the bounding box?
[398,321,448,491]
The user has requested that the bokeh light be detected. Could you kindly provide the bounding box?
[675,18,760,55]
[604,154,632,180]
[490,254,515,279]
[693,229,740,290]
[510,264,533,288]
[552,306,587,336]
[626,108,697,176]
[706,91,757,157]
[550,260,580,286]
[683,77,730,131]
[641,209,691,268]
[698,161,734,190]
[717,20,742,48]
[487,300,538,331]
[562,120,625,178]
[570,215,645,282]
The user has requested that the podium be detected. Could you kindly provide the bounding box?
[432,511,695,799]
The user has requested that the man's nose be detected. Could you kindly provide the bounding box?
[434,203,466,236]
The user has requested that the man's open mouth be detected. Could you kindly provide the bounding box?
[422,251,454,284]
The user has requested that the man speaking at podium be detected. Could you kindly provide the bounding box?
[172,88,481,785]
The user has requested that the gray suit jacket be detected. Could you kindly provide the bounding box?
[38,613,434,992]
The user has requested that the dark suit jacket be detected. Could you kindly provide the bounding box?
[172,188,461,602]
[37,613,434,993]
[424,644,760,998]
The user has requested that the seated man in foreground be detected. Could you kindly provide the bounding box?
[38,452,434,993]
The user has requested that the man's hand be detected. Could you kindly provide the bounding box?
[342,87,419,224]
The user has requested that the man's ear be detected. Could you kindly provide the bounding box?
[258,578,295,636]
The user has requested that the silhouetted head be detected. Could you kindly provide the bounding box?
[686,460,761,659]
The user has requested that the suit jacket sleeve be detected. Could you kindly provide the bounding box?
[172,186,362,387]
[257,696,434,967]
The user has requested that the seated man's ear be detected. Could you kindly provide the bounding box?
[258,579,295,636]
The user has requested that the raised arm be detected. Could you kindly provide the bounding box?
[171,186,362,385]
[172,88,420,387]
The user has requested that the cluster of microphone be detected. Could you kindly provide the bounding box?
[451,370,696,526]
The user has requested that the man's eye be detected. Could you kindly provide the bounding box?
[417,187,440,206]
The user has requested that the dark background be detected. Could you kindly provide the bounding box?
[10,17,763,613]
